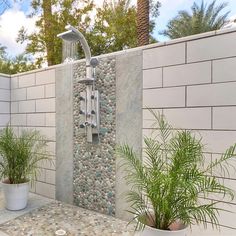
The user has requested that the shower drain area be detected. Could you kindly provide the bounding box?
[55,229,67,235]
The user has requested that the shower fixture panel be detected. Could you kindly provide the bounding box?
[58,24,100,143]
[79,90,100,136]
[91,90,100,134]
[79,92,86,129]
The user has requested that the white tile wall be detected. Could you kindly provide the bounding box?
[11,88,26,101]
[0,114,10,126]
[213,57,236,83]
[143,87,185,108]
[163,108,211,130]
[143,43,185,69]
[11,114,27,126]
[18,73,35,88]
[11,76,18,89]
[0,75,10,131]
[45,84,55,98]
[0,76,10,89]
[187,82,236,107]
[163,61,211,87]
[143,68,162,89]
[19,100,36,113]
[27,85,44,99]
[0,102,10,113]
[213,107,236,130]
[45,113,55,126]
[9,69,56,199]
[11,102,18,113]
[187,32,236,62]
[36,70,55,85]
[35,181,55,198]
[27,113,45,127]
[36,98,55,112]
[0,89,10,101]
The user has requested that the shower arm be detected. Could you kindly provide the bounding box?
[65,25,92,79]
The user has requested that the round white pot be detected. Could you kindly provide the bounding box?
[2,181,29,211]
[139,225,188,236]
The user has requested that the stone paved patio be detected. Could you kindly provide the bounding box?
[0,190,134,236]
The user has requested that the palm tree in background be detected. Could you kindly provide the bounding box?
[137,0,149,46]
[162,0,230,39]
[137,0,161,46]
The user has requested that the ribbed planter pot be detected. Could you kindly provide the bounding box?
[139,224,188,236]
[2,180,29,211]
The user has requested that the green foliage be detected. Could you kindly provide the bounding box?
[117,110,236,231]
[91,0,137,55]
[162,0,229,39]
[0,43,37,75]
[17,0,95,65]
[0,126,51,184]
[17,0,160,66]
[0,54,37,75]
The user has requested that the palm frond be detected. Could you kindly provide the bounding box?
[162,0,229,39]
[206,144,236,178]
[117,109,236,231]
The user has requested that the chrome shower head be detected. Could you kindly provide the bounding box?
[57,30,80,42]
[57,25,91,67]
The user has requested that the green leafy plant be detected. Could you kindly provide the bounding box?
[162,0,229,39]
[0,126,51,184]
[117,110,236,231]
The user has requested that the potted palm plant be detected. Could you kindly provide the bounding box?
[117,110,236,236]
[0,126,50,211]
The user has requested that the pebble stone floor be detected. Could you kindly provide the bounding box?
[0,201,135,236]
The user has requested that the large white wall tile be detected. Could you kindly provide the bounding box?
[163,61,211,87]
[143,43,185,69]
[187,82,236,107]
[143,87,185,108]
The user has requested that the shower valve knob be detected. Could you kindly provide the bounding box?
[91,124,96,128]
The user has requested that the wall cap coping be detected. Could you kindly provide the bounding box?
[0,73,11,78]
[5,27,236,78]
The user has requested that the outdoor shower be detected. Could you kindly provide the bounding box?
[57,25,99,142]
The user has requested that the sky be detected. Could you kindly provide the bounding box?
[0,0,236,57]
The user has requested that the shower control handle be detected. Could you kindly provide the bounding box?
[91,123,96,128]
[80,124,85,128]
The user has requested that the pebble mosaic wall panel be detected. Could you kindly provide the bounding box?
[73,57,116,215]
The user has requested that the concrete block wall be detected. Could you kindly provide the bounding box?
[0,26,236,235]
[10,69,56,199]
[142,30,236,234]
[0,74,10,128]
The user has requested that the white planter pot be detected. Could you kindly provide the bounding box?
[2,181,29,211]
[139,225,188,236]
